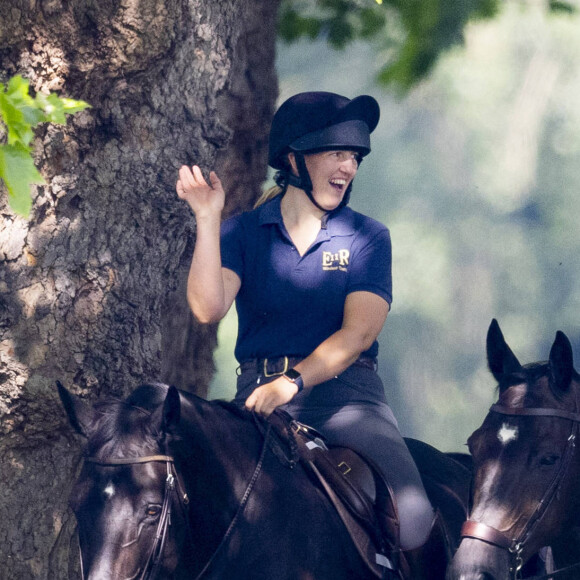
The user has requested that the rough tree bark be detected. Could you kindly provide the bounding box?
[0,1,279,577]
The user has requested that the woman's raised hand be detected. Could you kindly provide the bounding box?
[176,165,225,218]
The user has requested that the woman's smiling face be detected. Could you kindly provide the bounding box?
[290,150,360,211]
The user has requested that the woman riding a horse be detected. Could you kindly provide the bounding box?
[176,91,436,569]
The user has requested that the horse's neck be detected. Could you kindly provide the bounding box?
[174,400,265,557]
[178,399,263,483]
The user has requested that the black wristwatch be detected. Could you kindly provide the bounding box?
[283,368,304,392]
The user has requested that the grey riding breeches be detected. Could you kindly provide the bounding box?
[235,364,435,551]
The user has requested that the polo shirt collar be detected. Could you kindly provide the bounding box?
[258,195,356,237]
[258,195,283,225]
[323,207,356,236]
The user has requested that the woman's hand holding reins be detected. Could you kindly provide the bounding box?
[177,165,224,218]
[245,378,299,417]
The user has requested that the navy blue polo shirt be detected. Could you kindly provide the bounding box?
[220,195,392,363]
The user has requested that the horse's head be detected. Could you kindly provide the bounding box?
[448,319,580,580]
[58,382,188,580]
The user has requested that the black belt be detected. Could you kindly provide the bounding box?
[237,355,377,376]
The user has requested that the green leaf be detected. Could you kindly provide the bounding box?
[278,6,322,41]
[327,15,355,49]
[279,0,501,90]
[549,0,577,14]
[359,7,387,39]
[0,92,35,146]
[5,75,36,109]
[34,92,90,124]
[60,97,91,115]
[1,75,91,143]
[0,143,45,216]
[45,93,67,124]
[3,76,47,138]
[0,74,90,217]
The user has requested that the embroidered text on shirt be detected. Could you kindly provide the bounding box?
[322,250,349,271]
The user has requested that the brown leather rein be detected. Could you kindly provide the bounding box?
[460,404,580,579]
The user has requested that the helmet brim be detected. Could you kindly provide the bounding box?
[289,119,371,156]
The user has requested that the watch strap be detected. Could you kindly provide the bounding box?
[283,369,304,392]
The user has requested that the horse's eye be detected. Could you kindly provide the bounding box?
[146,505,162,517]
[540,454,559,467]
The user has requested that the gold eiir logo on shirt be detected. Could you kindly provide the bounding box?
[322,249,349,271]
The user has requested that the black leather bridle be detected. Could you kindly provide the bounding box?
[461,404,580,580]
[79,424,272,580]
[79,455,190,580]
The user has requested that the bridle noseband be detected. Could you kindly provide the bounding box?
[461,404,580,580]
[79,455,190,580]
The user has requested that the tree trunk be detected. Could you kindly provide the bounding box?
[0,1,279,577]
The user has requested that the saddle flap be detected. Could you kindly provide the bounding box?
[327,446,376,502]
[291,420,401,558]
[266,411,401,577]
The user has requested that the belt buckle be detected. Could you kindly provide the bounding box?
[263,356,288,377]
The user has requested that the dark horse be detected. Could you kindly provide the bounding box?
[58,381,470,580]
[447,319,580,580]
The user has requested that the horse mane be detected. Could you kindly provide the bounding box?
[493,361,547,390]
[125,382,170,410]
[85,383,256,459]
[210,398,253,420]
[86,383,169,459]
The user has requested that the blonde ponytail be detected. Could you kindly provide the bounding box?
[254,184,284,208]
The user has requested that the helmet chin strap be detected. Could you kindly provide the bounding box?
[287,152,354,213]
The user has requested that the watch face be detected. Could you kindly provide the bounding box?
[285,369,301,381]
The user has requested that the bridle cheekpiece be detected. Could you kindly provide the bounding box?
[80,454,189,580]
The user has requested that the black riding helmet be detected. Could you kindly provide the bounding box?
[268,91,380,211]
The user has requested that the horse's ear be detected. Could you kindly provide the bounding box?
[57,381,94,437]
[160,385,181,434]
[549,331,574,393]
[486,319,522,383]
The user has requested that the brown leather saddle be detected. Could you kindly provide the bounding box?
[265,410,401,579]
[263,411,471,580]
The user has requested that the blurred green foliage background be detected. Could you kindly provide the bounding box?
[211,2,580,452]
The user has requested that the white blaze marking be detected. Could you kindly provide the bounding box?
[498,422,518,445]
[103,482,115,498]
